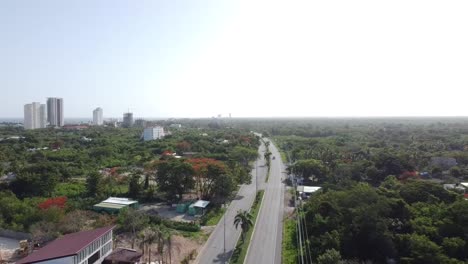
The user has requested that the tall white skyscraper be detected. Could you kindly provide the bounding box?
[93,107,103,125]
[39,104,47,128]
[24,102,42,129]
[47,97,64,127]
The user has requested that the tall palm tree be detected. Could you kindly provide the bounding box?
[142,227,159,264]
[148,226,164,264]
[234,210,254,242]
[164,230,173,264]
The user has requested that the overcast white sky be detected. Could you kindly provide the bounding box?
[1,0,467,118]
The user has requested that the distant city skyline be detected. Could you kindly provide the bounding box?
[1,1,467,118]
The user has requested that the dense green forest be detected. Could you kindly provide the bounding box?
[229,118,468,264]
[2,118,468,263]
[0,125,259,235]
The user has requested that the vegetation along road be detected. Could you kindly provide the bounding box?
[195,141,267,264]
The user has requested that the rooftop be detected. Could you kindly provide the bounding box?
[101,197,138,205]
[192,200,210,208]
[17,226,114,264]
[297,186,322,194]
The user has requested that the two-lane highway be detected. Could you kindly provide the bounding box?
[245,138,285,264]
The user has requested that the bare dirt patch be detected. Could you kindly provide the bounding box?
[114,231,204,264]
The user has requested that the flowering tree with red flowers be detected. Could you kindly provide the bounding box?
[187,158,231,200]
[38,196,67,210]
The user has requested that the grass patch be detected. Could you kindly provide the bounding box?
[202,207,227,226]
[229,190,264,264]
[178,230,208,241]
[282,219,298,264]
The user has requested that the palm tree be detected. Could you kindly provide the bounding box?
[164,230,173,264]
[234,210,254,242]
[142,227,159,264]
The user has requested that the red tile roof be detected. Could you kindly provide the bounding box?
[17,226,114,264]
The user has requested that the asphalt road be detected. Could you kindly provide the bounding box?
[245,138,285,264]
[195,142,266,264]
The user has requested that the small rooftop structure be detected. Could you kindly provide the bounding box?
[103,248,142,264]
[443,184,466,192]
[93,197,139,214]
[297,186,322,194]
[460,182,468,189]
[188,200,210,216]
[192,200,210,208]
[297,186,322,199]
[17,226,114,264]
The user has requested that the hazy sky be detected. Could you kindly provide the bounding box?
[1,1,467,118]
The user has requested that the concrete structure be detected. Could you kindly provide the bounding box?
[17,226,114,264]
[142,126,165,141]
[93,197,139,214]
[47,97,64,127]
[297,185,322,199]
[93,108,103,126]
[187,200,210,216]
[39,104,47,128]
[24,103,39,129]
[122,113,133,128]
[24,102,47,129]
[134,119,146,128]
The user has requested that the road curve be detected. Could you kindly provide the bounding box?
[245,138,285,264]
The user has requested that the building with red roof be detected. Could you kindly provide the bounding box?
[17,226,114,264]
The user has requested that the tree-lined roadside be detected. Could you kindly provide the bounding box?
[229,190,264,264]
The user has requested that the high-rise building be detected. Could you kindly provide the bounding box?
[47,98,64,127]
[134,119,147,128]
[39,104,47,128]
[143,126,165,141]
[24,103,36,130]
[122,112,134,128]
[24,102,47,129]
[93,107,103,126]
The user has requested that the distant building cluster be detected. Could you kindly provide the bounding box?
[22,102,177,132]
[23,97,63,129]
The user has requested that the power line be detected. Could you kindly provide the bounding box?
[289,150,305,264]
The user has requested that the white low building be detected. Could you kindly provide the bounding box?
[297,185,322,199]
[143,126,165,141]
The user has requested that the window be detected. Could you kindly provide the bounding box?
[87,251,100,264]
